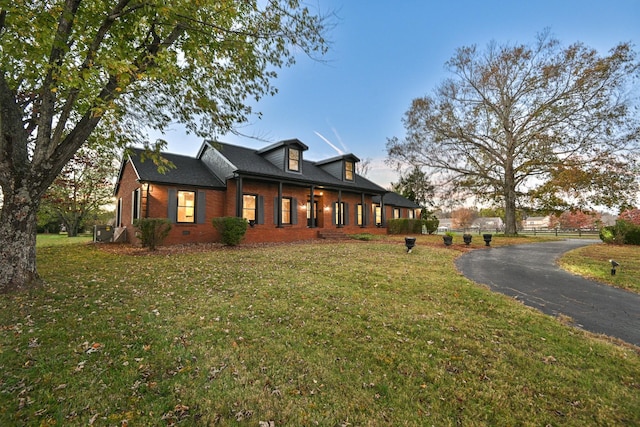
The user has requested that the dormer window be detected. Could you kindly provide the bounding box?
[345,161,354,181]
[288,147,300,172]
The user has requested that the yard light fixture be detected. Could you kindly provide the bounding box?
[610,259,619,276]
[405,237,416,253]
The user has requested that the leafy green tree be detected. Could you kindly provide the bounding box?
[36,203,61,234]
[39,144,117,237]
[387,30,640,235]
[0,1,329,292]
[390,167,435,208]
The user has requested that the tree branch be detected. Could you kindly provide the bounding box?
[34,0,82,165]
[53,0,135,147]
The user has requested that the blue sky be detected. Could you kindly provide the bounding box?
[159,0,640,188]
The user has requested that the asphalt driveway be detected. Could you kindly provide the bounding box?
[455,239,640,346]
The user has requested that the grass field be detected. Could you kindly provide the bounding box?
[36,233,93,247]
[558,242,640,294]
[1,235,638,425]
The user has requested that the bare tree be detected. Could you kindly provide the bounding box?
[387,30,640,235]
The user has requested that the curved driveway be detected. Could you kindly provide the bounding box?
[455,239,640,346]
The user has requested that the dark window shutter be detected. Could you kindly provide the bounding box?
[344,203,349,225]
[364,203,368,225]
[291,198,298,225]
[167,188,177,223]
[257,195,264,224]
[197,191,206,224]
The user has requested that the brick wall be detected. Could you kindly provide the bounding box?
[115,166,391,247]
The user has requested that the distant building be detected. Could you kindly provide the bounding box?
[523,216,551,229]
[471,217,504,232]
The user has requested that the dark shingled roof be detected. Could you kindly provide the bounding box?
[211,142,386,194]
[128,148,225,189]
[373,192,421,208]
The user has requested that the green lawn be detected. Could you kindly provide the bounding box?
[558,242,640,294]
[1,237,638,426]
[36,233,93,247]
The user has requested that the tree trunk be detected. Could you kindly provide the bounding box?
[503,183,519,235]
[62,214,80,237]
[0,190,41,293]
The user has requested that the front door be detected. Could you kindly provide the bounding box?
[307,200,319,227]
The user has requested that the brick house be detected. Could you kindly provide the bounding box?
[113,139,421,245]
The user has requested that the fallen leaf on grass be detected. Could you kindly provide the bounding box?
[88,413,99,425]
[82,341,102,354]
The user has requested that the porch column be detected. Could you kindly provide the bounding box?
[235,176,243,217]
[277,181,283,228]
[309,185,315,228]
[337,189,343,228]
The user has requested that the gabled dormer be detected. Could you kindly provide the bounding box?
[256,139,309,174]
[315,154,360,182]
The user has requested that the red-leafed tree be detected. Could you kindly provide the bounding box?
[618,208,640,226]
[554,210,602,230]
[451,207,477,229]
[40,145,117,237]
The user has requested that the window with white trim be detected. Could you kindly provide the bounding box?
[345,161,354,181]
[288,148,300,172]
[243,194,257,221]
[177,190,196,223]
[334,201,346,226]
[281,197,293,224]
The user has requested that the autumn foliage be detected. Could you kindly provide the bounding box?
[549,210,602,230]
[618,208,640,226]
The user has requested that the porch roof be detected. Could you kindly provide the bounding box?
[128,148,226,189]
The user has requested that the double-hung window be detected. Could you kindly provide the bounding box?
[374,204,382,226]
[356,203,364,226]
[243,194,257,222]
[345,161,354,181]
[177,190,196,223]
[288,148,300,172]
[393,208,401,219]
[334,201,346,226]
[281,197,292,224]
[132,188,141,220]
